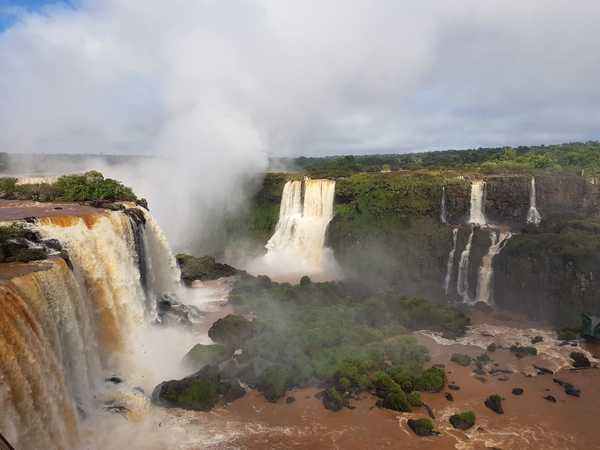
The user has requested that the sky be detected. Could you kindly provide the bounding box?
[0,0,599,158]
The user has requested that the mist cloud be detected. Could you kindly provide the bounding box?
[1,0,599,248]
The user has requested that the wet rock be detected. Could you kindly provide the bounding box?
[490,368,513,375]
[487,343,497,352]
[133,387,145,394]
[512,388,524,396]
[136,198,149,210]
[531,336,544,344]
[156,293,202,326]
[407,418,435,437]
[103,402,130,416]
[105,376,124,384]
[473,366,486,376]
[176,253,240,285]
[474,376,487,383]
[484,395,504,414]
[445,392,454,401]
[449,411,476,430]
[570,352,591,368]
[544,395,557,403]
[553,378,581,397]
[510,345,538,358]
[286,396,296,404]
[533,365,554,375]
[498,376,509,382]
[152,365,245,411]
[451,353,472,367]
[423,403,435,419]
[448,383,460,391]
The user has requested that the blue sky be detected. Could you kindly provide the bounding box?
[0,0,75,31]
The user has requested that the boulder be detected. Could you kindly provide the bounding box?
[544,395,557,403]
[484,395,504,414]
[570,352,591,368]
[487,343,497,352]
[531,336,544,344]
[176,254,240,285]
[208,314,255,349]
[322,388,346,412]
[445,392,454,401]
[407,418,435,437]
[509,345,537,358]
[448,383,460,391]
[512,388,524,396]
[449,411,476,430]
[152,365,245,411]
[156,294,202,325]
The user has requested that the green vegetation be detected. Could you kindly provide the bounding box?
[208,314,255,349]
[273,141,600,176]
[0,171,136,202]
[557,328,579,341]
[449,411,476,430]
[450,353,472,367]
[176,254,239,286]
[220,276,466,405]
[407,418,435,436]
[183,344,228,371]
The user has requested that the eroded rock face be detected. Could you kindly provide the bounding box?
[151,365,245,411]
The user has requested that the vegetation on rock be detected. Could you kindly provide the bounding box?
[176,254,240,285]
[449,411,476,430]
[407,418,435,437]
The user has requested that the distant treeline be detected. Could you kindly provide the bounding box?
[271,141,600,177]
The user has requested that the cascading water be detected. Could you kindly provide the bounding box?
[0,208,182,450]
[468,180,487,225]
[456,227,475,302]
[253,177,338,281]
[444,228,459,295]
[474,230,512,305]
[440,186,448,224]
[526,177,542,225]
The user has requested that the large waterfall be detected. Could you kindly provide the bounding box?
[0,208,180,450]
[252,177,338,281]
[526,177,542,225]
[468,180,487,225]
[456,227,475,302]
[475,230,512,305]
[444,228,459,295]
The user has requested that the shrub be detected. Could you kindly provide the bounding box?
[414,367,446,393]
[257,366,290,402]
[382,389,411,412]
[407,418,434,436]
[449,411,475,430]
[450,353,472,367]
[407,391,423,407]
[323,387,346,411]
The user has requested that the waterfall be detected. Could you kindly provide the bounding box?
[456,227,475,302]
[444,228,459,295]
[440,186,448,224]
[526,177,542,225]
[0,208,180,450]
[468,180,487,225]
[254,177,337,281]
[474,230,512,305]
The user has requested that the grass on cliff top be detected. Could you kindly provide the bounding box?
[227,275,467,402]
[0,170,136,202]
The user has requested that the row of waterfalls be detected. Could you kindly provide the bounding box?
[0,208,181,450]
[442,177,541,305]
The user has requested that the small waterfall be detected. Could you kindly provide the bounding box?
[526,177,542,225]
[475,230,512,305]
[456,227,475,302]
[468,180,487,225]
[256,177,337,280]
[440,186,448,224]
[444,228,459,295]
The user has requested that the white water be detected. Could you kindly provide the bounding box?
[0,209,193,450]
[468,180,487,225]
[474,230,512,305]
[250,177,338,282]
[440,185,448,223]
[444,228,459,295]
[526,177,542,225]
[456,227,475,302]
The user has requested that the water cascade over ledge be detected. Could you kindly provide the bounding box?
[0,208,181,450]
[456,227,475,302]
[526,176,542,225]
[250,177,338,282]
[444,228,459,295]
[474,230,512,305]
[440,186,448,224]
[468,180,487,225]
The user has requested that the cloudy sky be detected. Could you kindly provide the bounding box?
[1,0,599,157]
